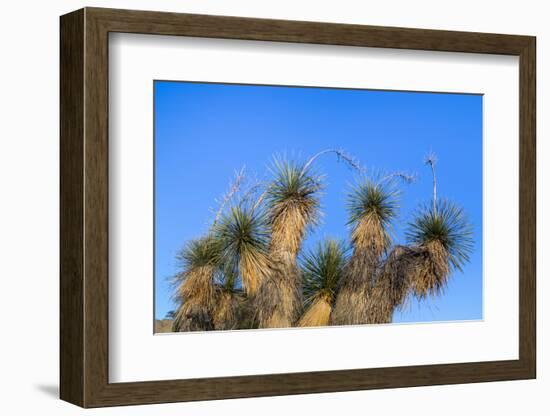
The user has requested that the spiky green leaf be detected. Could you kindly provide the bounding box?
[175,235,221,277]
[214,205,270,284]
[301,239,348,304]
[406,200,474,271]
[347,179,399,227]
[265,158,323,221]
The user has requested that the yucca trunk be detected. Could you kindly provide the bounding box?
[298,294,333,327]
[332,215,389,325]
[212,291,242,330]
[379,246,416,301]
[256,249,303,328]
[408,240,450,298]
[240,250,269,296]
[172,264,217,332]
[255,208,312,328]
[365,241,451,324]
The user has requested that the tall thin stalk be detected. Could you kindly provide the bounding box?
[425,152,437,214]
[301,148,365,176]
[212,166,246,226]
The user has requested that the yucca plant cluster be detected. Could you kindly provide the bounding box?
[171,150,473,332]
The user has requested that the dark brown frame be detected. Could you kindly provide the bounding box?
[60,7,536,408]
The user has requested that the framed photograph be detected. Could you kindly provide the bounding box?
[60,7,536,408]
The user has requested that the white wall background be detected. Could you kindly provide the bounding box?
[0,1,545,414]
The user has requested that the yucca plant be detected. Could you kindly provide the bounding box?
[405,200,473,298]
[266,158,323,256]
[172,236,221,332]
[170,150,474,331]
[298,239,347,327]
[331,179,398,325]
[214,205,271,296]
[255,158,323,328]
[400,153,473,299]
[364,154,473,323]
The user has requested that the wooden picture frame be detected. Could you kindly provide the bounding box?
[60,7,536,408]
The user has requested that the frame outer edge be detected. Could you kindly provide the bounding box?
[83,6,111,408]
[60,7,537,407]
[519,37,536,378]
[60,8,86,407]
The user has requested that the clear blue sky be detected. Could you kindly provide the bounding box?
[154,80,483,324]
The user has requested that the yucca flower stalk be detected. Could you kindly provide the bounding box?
[255,159,323,328]
[212,166,247,226]
[424,151,438,214]
[331,178,398,325]
[172,236,221,332]
[298,240,347,327]
[405,200,473,298]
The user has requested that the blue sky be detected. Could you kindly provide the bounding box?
[154,80,483,324]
